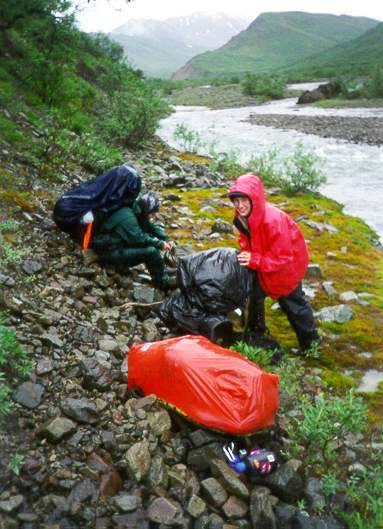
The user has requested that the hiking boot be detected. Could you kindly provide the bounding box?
[243,330,281,352]
[199,317,233,348]
[153,274,178,292]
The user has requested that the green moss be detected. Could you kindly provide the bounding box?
[322,369,357,392]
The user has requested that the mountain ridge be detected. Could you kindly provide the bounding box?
[109,12,250,78]
[172,11,379,79]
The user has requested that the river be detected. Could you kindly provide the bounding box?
[158,84,383,243]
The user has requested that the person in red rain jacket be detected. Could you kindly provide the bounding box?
[227,173,320,355]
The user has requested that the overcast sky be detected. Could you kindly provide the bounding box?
[75,0,383,33]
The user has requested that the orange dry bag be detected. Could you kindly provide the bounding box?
[128,335,279,435]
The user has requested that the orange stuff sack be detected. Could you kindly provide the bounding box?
[127,335,279,435]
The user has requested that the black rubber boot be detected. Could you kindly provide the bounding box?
[199,317,233,347]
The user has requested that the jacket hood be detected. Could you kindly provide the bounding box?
[229,174,265,230]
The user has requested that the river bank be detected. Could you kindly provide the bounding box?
[1,137,383,528]
[245,114,383,146]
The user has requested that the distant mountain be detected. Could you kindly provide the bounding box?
[284,21,383,77]
[172,12,379,80]
[109,12,250,78]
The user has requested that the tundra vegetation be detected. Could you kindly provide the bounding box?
[0,2,383,527]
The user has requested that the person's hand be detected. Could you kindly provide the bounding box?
[237,251,251,267]
[163,241,175,251]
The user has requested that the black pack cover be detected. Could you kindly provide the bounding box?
[158,248,253,336]
[53,164,141,240]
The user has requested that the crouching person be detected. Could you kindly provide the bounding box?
[92,192,176,290]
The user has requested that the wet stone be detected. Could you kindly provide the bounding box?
[146,409,172,436]
[186,495,206,518]
[133,286,155,304]
[263,459,304,502]
[201,477,228,508]
[147,497,178,525]
[125,439,151,482]
[36,358,54,375]
[249,489,277,529]
[22,259,43,274]
[13,382,44,409]
[60,397,99,424]
[210,458,249,499]
[0,494,24,513]
[315,304,353,324]
[41,416,77,442]
[114,494,139,512]
[222,496,248,519]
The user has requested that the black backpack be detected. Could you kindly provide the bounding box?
[53,164,141,243]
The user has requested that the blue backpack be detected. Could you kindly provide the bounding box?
[53,164,141,243]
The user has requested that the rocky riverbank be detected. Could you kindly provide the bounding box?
[245,114,383,146]
[1,140,383,529]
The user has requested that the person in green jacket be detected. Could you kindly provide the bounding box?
[93,192,175,289]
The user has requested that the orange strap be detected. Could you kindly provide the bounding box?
[82,222,93,250]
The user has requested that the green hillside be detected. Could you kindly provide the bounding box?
[284,22,383,77]
[172,11,379,79]
[0,0,169,180]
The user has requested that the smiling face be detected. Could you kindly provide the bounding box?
[233,196,252,217]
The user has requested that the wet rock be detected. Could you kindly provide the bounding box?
[41,332,64,348]
[114,494,139,512]
[133,285,155,304]
[60,397,99,424]
[210,459,249,499]
[201,477,228,507]
[80,357,112,391]
[315,304,353,323]
[339,291,358,302]
[263,459,304,502]
[305,478,325,510]
[112,511,149,529]
[13,382,44,409]
[211,219,232,234]
[187,442,224,471]
[322,281,337,298]
[0,494,24,513]
[292,513,345,529]
[147,409,172,436]
[36,358,54,375]
[0,273,15,286]
[274,502,297,529]
[222,496,248,519]
[148,454,169,488]
[147,497,179,524]
[187,495,206,518]
[249,488,276,529]
[125,439,151,482]
[305,264,322,278]
[63,478,98,511]
[22,259,43,274]
[40,416,77,442]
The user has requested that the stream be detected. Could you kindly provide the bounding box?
[158,83,383,243]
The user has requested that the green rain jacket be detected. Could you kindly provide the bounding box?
[92,201,168,254]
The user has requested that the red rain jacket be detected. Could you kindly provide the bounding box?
[229,173,309,299]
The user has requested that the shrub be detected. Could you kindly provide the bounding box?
[367,66,383,99]
[279,143,326,194]
[173,123,206,153]
[0,220,26,267]
[287,390,367,463]
[0,313,31,417]
[241,74,284,98]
